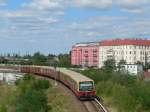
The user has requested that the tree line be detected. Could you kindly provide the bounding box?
[0,52,71,68]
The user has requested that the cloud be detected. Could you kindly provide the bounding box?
[117,0,150,13]
[0,9,60,42]
[73,0,150,13]
[22,0,65,10]
[65,15,150,39]
[74,0,112,9]
[20,0,150,13]
[20,0,65,18]
[117,0,149,7]
[0,0,6,6]
[0,10,32,18]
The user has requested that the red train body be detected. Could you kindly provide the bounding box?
[20,66,96,100]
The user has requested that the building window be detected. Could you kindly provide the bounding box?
[93,60,98,63]
[93,55,97,58]
[130,51,132,54]
[134,46,136,49]
[93,49,97,53]
[85,55,88,58]
[134,51,136,54]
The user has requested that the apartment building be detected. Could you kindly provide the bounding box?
[71,42,99,67]
[99,39,150,68]
[71,39,150,68]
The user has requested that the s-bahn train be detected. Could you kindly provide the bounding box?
[20,66,96,100]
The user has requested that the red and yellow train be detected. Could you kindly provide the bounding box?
[20,65,96,100]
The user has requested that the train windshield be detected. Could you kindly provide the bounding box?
[79,82,94,91]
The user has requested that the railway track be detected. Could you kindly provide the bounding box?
[83,97,108,112]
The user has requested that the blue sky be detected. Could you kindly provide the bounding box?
[0,0,150,55]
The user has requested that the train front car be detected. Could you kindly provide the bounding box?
[77,81,96,100]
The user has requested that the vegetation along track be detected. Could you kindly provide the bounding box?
[83,97,108,112]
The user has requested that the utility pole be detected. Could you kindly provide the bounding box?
[50,57,59,86]
[54,62,57,86]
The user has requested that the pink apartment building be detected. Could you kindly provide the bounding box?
[71,42,99,67]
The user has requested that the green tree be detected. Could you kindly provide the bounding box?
[58,53,71,68]
[136,61,143,65]
[32,52,47,65]
[104,59,116,71]
[16,89,49,112]
[144,62,150,70]
[0,105,7,112]
[118,59,126,65]
[117,59,127,72]
[16,75,50,112]
[31,79,50,90]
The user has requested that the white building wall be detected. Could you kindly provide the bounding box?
[0,73,23,84]
[121,64,143,75]
[99,45,150,68]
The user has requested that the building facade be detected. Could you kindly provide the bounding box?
[71,39,150,68]
[99,39,150,68]
[120,64,143,75]
[71,42,99,67]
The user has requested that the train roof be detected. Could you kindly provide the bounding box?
[22,65,94,83]
[58,68,93,83]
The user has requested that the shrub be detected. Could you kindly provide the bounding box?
[31,79,50,90]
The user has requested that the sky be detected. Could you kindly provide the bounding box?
[0,0,150,55]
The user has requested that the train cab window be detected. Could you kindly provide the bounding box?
[79,82,94,91]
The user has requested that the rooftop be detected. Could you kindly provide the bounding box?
[73,42,99,47]
[100,38,150,46]
[73,38,150,47]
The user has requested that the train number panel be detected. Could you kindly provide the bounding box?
[77,81,96,100]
